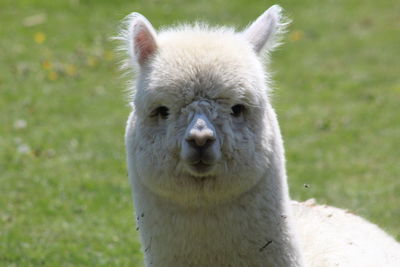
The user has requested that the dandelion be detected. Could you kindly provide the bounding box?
[64,64,77,76]
[392,86,400,93]
[34,32,46,44]
[48,71,58,81]
[41,60,52,70]
[86,56,98,67]
[289,30,303,42]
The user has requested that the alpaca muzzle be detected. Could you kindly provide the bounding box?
[181,113,221,175]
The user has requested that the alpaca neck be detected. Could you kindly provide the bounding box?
[133,165,305,267]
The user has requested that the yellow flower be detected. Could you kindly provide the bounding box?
[48,71,58,81]
[392,86,400,93]
[42,60,52,70]
[86,56,98,67]
[289,30,303,42]
[64,64,77,76]
[34,32,46,44]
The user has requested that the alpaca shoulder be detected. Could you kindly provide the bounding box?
[291,200,400,267]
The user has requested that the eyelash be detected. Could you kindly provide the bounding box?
[231,104,245,117]
[150,106,169,119]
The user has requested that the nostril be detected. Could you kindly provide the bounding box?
[186,132,215,148]
[187,137,215,148]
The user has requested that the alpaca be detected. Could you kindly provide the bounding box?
[120,5,400,267]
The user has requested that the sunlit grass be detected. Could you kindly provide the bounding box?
[1,0,399,265]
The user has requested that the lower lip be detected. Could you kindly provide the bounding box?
[189,162,213,174]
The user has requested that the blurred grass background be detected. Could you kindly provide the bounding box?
[1,0,399,266]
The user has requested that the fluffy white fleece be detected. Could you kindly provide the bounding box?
[120,5,400,267]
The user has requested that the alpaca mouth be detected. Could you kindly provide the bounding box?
[187,160,215,176]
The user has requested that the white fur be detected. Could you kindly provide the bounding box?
[121,5,400,267]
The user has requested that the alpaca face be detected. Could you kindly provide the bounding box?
[131,51,270,206]
[124,7,285,206]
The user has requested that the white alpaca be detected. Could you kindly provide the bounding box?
[121,5,400,267]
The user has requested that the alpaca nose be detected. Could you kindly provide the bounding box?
[186,129,215,148]
[185,113,216,150]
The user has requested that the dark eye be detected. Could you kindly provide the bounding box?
[231,104,245,117]
[151,106,169,119]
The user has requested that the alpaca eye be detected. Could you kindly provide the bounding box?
[151,106,169,119]
[231,104,245,117]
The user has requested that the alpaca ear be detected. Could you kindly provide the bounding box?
[243,5,288,54]
[127,13,158,66]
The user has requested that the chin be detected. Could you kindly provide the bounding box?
[185,162,217,177]
[139,161,259,207]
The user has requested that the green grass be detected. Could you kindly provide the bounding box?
[1,0,399,265]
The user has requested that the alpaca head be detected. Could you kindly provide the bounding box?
[124,6,287,207]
